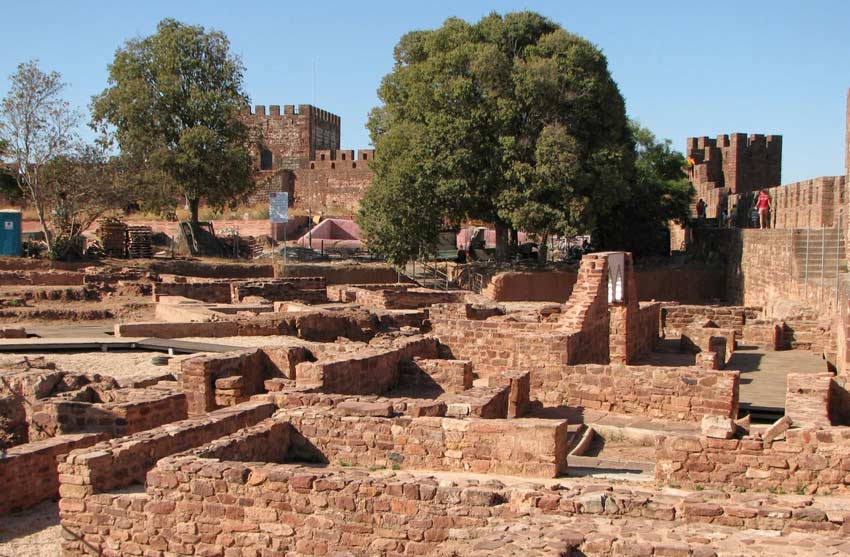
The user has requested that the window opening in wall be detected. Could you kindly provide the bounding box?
[320,154,325,160]
[310,163,315,169]
[607,253,625,303]
[362,153,368,160]
[260,149,273,170]
[331,163,335,169]
[353,162,356,169]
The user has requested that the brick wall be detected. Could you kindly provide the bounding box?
[291,155,374,216]
[656,426,850,493]
[482,268,727,304]
[328,283,463,309]
[756,176,848,229]
[181,349,272,415]
[536,363,738,420]
[0,432,106,514]
[57,401,274,497]
[295,337,439,394]
[661,303,760,336]
[231,277,327,303]
[60,426,850,556]
[285,411,568,477]
[400,358,473,394]
[29,388,187,439]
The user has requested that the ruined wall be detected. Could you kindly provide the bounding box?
[276,263,404,285]
[656,426,850,493]
[56,401,274,498]
[29,389,187,439]
[661,304,760,336]
[430,307,575,380]
[286,411,568,477]
[0,432,106,514]
[181,350,271,415]
[536,363,738,420]
[295,337,439,394]
[481,268,727,304]
[328,284,463,309]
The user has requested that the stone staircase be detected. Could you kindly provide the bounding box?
[792,226,846,280]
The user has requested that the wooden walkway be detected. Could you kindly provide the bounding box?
[729,346,828,417]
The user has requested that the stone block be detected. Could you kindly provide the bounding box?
[336,401,394,417]
[701,415,736,439]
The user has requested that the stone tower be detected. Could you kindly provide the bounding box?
[685,133,782,218]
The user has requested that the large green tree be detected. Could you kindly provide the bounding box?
[92,18,253,224]
[596,121,693,255]
[358,12,634,264]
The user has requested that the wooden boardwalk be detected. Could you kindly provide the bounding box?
[729,346,828,416]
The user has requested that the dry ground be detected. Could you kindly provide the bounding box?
[0,501,60,557]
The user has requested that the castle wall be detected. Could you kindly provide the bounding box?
[243,104,340,171]
[687,133,782,203]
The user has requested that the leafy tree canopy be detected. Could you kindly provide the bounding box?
[595,121,693,255]
[358,12,634,264]
[92,18,253,223]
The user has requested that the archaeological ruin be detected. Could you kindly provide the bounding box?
[0,49,848,557]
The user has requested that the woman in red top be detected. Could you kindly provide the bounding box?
[756,190,771,229]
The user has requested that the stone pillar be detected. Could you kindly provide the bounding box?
[786,372,832,427]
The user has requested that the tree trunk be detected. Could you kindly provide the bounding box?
[495,220,509,261]
[35,202,52,254]
[189,198,200,225]
[538,230,549,263]
[510,227,518,249]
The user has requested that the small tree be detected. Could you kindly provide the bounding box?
[0,60,80,251]
[92,18,254,224]
[40,144,132,258]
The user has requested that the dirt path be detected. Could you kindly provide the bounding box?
[0,501,61,557]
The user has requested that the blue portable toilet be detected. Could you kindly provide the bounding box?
[0,210,22,256]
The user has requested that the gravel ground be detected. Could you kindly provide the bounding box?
[0,501,61,557]
[179,335,314,349]
[0,351,170,384]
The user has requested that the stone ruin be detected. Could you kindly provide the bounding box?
[3,252,850,556]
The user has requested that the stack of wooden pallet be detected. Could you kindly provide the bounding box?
[126,226,153,258]
[96,218,127,257]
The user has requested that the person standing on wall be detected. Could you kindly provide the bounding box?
[756,189,771,229]
[696,198,706,219]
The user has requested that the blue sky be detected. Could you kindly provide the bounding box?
[2,0,848,183]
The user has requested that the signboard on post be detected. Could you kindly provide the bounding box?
[269,192,289,223]
[269,192,289,273]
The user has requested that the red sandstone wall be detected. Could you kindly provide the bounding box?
[534,363,738,420]
[292,161,373,216]
[687,133,782,204]
[482,268,726,304]
[483,271,577,302]
[656,427,850,493]
[0,432,106,514]
[243,104,340,171]
[57,401,274,498]
[277,263,405,285]
[286,411,568,477]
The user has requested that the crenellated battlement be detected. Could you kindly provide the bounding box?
[686,131,782,197]
[243,104,341,127]
[308,149,375,170]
